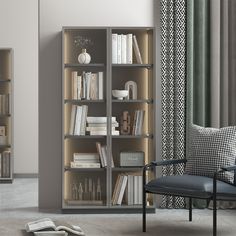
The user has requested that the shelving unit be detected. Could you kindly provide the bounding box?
[0,48,13,183]
[62,27,156,212]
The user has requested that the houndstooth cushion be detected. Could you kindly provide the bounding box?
[185,124,236,184]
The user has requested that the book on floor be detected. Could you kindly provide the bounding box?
[25,218,85,236]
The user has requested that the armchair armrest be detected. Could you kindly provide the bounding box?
[220,165,236,172]
[144,159,187,171]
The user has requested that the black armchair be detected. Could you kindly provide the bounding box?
[142,159,236,236]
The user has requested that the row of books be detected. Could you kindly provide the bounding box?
[69,105,88,135]
[132,110,145,136]
[86,116,120,136]
[112,34,143,64]
[112,173,142,205]
[0,151,11,178]
[0,94,9,115]
[71,71,103,100]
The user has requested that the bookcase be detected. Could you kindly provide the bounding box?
[62,27,156,212]
[0,48,13,183]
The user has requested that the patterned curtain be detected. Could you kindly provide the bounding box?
[161,0,187,208]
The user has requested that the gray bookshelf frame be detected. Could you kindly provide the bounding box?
[62,27,158,213]
[0,48,14,183]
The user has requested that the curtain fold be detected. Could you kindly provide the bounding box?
[161,0,187,208]
[187,0,236,208]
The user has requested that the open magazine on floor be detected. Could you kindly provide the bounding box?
[25,218,85,236]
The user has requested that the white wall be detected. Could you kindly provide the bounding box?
[39,0,154,208]
[0,0,38,174]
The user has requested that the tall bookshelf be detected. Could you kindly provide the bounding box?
[62,27,156,212]
[0,48,13,183]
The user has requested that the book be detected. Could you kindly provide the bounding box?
[74,106,82,135]
[87,116,116,124]
[112,33,118,64]
[117,34,122,64]
[71,71,78,99]
[87,122,119,127]
[71,162,101,168]
[25,218,85,236]
[126,34,133,64]
[98,72,103,100]
[90,130,119,136]
[90,73,98,100]
[121,34,127,63]
[133,35,143,64]
[86,127,116,132]
[117,175,128,205]
[96,142,105,167]
[69,105,77,135]
[73,153,99,162]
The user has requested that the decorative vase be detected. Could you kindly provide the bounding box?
[78,49,91,64]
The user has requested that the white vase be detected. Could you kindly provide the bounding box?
[78,49,91,64]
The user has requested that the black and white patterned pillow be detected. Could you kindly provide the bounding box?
[185,124,236,184]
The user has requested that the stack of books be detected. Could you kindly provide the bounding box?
[71,153,101,168]
[0,150,11,178]
[71,71,103,100]
[132,110,145,136]
[112,173,142,205]
[69,105,88,135]
[86,116,120,136]
[112,34,143,64]
[96,142,114,168]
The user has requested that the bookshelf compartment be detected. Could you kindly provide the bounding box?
[111,67,153,100]
[63,29,107,64]
[64,171,107,207]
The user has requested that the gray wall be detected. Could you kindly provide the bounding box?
[39,0,155,209]
[0,0,38,174]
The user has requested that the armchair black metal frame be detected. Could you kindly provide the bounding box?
[143,159,236,236]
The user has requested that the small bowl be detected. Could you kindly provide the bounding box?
[112,90,129,100]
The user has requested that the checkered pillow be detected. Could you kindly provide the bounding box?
[185,124,236,184]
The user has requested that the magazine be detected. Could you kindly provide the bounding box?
[25,218,85,236]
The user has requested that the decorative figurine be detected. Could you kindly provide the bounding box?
[125,81,137,100]
[120,111,131,135]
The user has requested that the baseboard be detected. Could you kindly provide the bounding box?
[14,173,38,178]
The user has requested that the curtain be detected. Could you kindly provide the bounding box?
[187,0,236,208]
[161,0,187,208]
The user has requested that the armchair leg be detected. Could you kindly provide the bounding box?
[142,187,146,232]
[213,174,217,236]
[189,198,192,222]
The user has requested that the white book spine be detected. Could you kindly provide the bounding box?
[71,71,78,99]
[71,162,101,168]
[69,105,77,135]
[126,34,133,64]
[98,72,103,100]
[101,146,107,167]
[121,34,127,64]
[117,34,122,64]
[74,106,82,135]
[87,116,116,123]
[82,72,86,99]
[112,33,118,64]
[134,175,138,204]
[117,175,128,205]
[77,75,82,100]
[90,73,98,100]
[86,72,92,100]
[90,130,119,136]
[80,105,88,135]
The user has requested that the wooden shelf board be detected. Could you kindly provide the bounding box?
[112,134,153,139]
[112,99,153,104]
[65,135,106,139]
[112,167,143,171]
[64,166,106,172]
[65,99,105,104]
[0,79,11,82]
[112,63,153,68]
[64,63,105,68]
